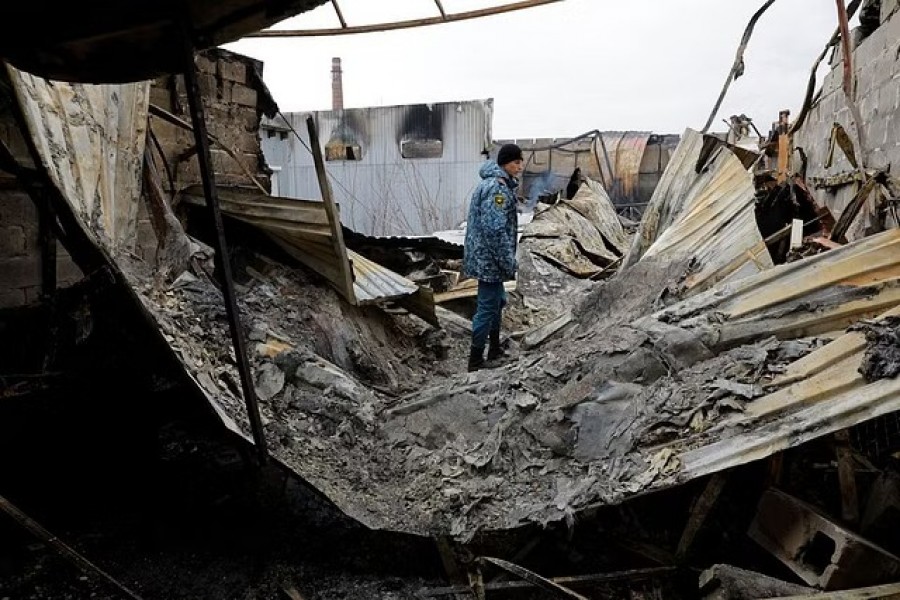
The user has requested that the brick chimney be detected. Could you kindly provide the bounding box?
[331,57,343,111]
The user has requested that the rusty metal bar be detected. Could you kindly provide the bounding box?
[180,31,268,464]
[0,494,145,600]
[789,0,862,135]
[434,0,448,19]
[330,0,348,28]
[701,0,778,133]
[835,0,869,169]
[247,0,564,37]
[836,0,853,97]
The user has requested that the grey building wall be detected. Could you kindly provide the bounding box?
[261,99,493,236]
[795,4,900,240]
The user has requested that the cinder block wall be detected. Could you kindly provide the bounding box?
[795,5,900,239]
[139,48,272,260]
[0,116,82,309]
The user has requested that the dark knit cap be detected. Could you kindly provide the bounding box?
[497,143,523,166]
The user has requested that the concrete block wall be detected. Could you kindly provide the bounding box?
[140,48,273,261]
[0,117,83,309]
[149,48,272,192]
[796,7,900,240]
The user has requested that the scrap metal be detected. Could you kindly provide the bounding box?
[622,129,773,296]
[247,0,565,38]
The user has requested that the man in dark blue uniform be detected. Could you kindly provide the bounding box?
[463,143,524,372]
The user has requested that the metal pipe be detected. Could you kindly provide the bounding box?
[180,30,268,464]
[331,0,348,28]
[434,0,448,19]
[246,0,564,37]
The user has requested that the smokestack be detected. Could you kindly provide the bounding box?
[331,57,343,111]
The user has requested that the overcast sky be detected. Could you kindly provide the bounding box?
[225,0,847,139]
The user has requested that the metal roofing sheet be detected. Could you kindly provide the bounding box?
[181,185,427,307]
[622,128,773,296]
[8,66,149,253]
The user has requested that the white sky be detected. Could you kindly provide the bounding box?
[224,0,847,139]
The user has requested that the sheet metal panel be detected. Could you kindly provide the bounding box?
[181,185,425,305]
[496,132,655,207]
[622,129,773,296]
[262,99,493,236]
[677,303,900,482]
[8,66,149,254]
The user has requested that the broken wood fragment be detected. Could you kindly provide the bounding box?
[676,472,728,560]
[699,564,814,600]
[834,429,860,524]
[523,310,573,348]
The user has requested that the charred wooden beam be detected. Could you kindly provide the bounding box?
[0,494,145,600]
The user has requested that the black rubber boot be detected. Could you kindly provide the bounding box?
[487,330,508,361]
[467,346,485,372]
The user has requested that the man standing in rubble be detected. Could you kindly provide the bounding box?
[463,143,524,372]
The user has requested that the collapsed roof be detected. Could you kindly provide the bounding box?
[6,62,900,543]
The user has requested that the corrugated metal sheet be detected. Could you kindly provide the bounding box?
[640,228,900,354]
[180,185,429,310]
[496,132,666,207]
[622,128,773,296]
[677,303,900,483]
[347,249,418,303]
[587,228,900,505]
[596,132,651,202]
[8,66,149,252]
[261,99,493,236]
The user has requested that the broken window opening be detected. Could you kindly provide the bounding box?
[325,142,362,162]
[401,138,443,159]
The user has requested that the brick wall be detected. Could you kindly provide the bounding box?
[795,7,900,239]
[0,115,83,309]
[139,48,274,260]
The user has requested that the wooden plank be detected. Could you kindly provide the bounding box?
[228,213,332,237]
[397,286,439,327]
[777,133,791,183]
[184,183,326,211]
[434,280,516,304]
[306,116,356,304]
[0,494,145,600]
[523,310,573,348]
[834,429,860,524]
[675,472,728,560]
